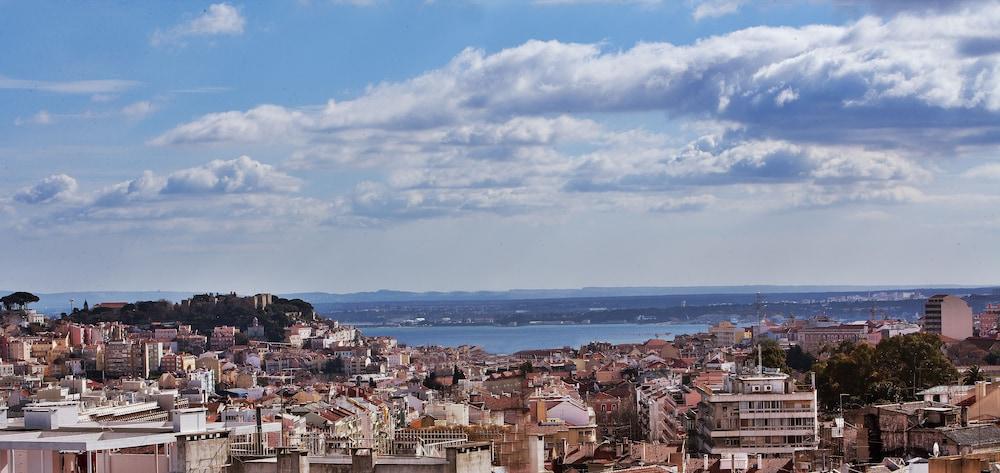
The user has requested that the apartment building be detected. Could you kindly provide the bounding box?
[211,325,238,351]
[924,295,973,340]
[637,378,686,443]
[694,369,818,457]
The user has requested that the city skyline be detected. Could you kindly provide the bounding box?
[3,1,1000,293]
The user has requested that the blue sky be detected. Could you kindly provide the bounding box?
[2,0,1000,293]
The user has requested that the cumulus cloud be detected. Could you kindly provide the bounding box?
[13,174,80,204]
[156,6,1000,153]
[7,157,314,232]
[152,3,246,46]
[142,5,1000,224]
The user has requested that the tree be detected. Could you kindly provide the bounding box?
[874,332,958,393]
[757,339,787,372]
[423,371,444,390]
[1,292,39,311]
[964,365,986,385]
[324,357,344,374]
[814,333,959,411]
[814,341,877,410]
[987,350,1000,365]
[452,365,466,385]
[786,345,816,372]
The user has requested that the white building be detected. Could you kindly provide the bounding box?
[694,369,818,457]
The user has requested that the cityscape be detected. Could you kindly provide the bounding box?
[4,1,1000,473]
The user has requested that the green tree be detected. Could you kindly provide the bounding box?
[963,365,986,385]
[1,292,39,311]
[423,371,444,390]
[987,350,1000,365]
[324,358,344,374]
[814,341,876,410]
[452,365,466,385]
[874,332,958,393]
[786,345,816,372]
[757,339,788,371]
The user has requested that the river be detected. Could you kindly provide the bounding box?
[358,323,710,354]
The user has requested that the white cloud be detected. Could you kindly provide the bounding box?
[152,3,246,46]
[0,75,137,94]
[14,110,54,126]
[140,5,1000,224]
[7,157,319,233]
[650,194,718,212]
[534,0,662,5]
[692,0,746,20]
[962,163,1000,179]
[121,101,157,120]
[163,156,301,194]
[13,174,80,204]
[156,6,1000,154]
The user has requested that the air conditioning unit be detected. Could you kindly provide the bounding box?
[764,385,773,392]
[752,386,760,392]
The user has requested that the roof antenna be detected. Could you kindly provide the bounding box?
[754,292,765,374]
[757,343,763,375]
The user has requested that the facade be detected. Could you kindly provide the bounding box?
[636,379,686,443]
[709,321,747,347]
[977,304,1000,338]
[211,326,238,351]
[924,295,973,340]
[694,370,818,457]
[797,324,868,354]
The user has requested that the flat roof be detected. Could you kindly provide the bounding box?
[0,430,178,451]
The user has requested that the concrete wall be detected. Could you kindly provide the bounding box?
[97,453,169,473]
[171,434,229,473]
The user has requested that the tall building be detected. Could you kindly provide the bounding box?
[694,369,818,457]
[923,295,973,340]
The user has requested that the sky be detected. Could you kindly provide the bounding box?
[2,0,1000,294]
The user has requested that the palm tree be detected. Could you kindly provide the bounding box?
[963,365,986,385]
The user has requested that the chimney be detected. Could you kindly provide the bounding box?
[976,381,988,402]
[535,399,548,422]
[528,435,546,473]
[278,448,310,473]
[351,448,375,473]
[703,454,709,472]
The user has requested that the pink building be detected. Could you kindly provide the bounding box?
[923,295,973,340]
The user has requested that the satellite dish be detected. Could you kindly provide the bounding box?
[933,442,940,457]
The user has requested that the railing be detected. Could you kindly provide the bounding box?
[230,431,469,459]
[742,407,814,413]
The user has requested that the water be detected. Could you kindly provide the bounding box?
[359,323,710,354]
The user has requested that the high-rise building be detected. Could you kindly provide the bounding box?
[923,295,973,340]
[693,369,818,457]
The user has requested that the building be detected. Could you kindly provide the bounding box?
[797,324,867,354]
[104,340,134,378]
[924,295,973,340]
[636,378,686,443]
[693,369,818,457]
[977,304,1000,338]
[211,326,238,351]
[709,321,747,347]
